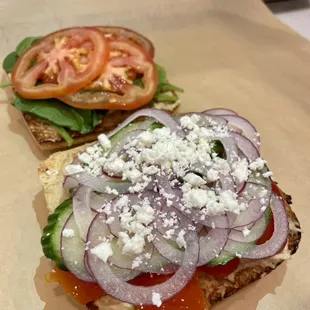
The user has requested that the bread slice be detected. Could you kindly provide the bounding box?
[24,100,180,152]
[38,145,302,310]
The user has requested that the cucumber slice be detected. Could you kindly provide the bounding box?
[61,213,95,282]
[41,199,72,270]
[207,250,235,267]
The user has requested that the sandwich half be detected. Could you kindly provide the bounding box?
[2,26,183,151]
[39,108,301,309]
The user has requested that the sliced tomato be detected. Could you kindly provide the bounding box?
[58,39,158,110]
[96,26,155,57]
[46,267,104,305]
[197,258,240,278]
[132,272,208,310]
[11,27,109,99]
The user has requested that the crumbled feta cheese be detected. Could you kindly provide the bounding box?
[123,169,142,183]
[262,171,273,178]
[62,228,75,238]
[261,206,267,212]
[65,164,84,175]
[183,188,209,208]
[163,229,175,239]
[183,173,206,186]
[119,232,146,255]
[242,226,251,237]
[207,169,219,181]
[176,229,187,249]
[152,292,162,307]
[248,158,266,171]
[104,158,125,175]
[132,255,143,269]
[115,196,129,209]
[137,131,155,146]
[90,241,113,263]
[98,134,111,149]
[142,165,159,175]
[136,205,155,226]
[78,152,92,164]
[232,158,249,183]
[45,170,51,176]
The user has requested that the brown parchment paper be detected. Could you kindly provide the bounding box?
[0,0,309,309]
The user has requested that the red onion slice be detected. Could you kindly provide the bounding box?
[73,186,94,241]
[231,199,265,228]
[152,231,184,265]
[219,174,235,192]
[89,192,116,212]
[203,108,238,116]
[66,172,132,195]
[240,194,289,259]
[197,228,229,266]
[218,136,239,167]
[230,132,260,162]
[87,212,199,306]
[222,115,260,150]
[228,215,267,243]
[108,108,184,138]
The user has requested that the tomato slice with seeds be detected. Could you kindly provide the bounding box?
[97,26,155,57]
[11,27,109,99]
[58,39,158,110]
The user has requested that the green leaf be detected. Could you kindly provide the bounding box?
[75,109,96,134]
[154,93,179,102]
[158,83,184,93]
[52,124,74,146]
[13,95,84,132]
[0,81,12,88]
[3,51,18,73]
[133,77,144,89]
[155,64,167,84]
[92,111,102,127]
[16,36,42,57]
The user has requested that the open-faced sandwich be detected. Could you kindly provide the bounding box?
[39,108,301,309]
[2,27,183,150]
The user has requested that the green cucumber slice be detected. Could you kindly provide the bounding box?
[207,250,235,267]
[41,199,72,270]
[61,213,95,282]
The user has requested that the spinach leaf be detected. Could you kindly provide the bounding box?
[92,111,103,127]
[3,51,18,73]
[53,124,74,146]
[155,64,167,84]
[16,36,42,56]
[158,83,184,93]
[13,95,84,132]
[75,109,96,134]
[154,93,179,102]
[133,77,144,89]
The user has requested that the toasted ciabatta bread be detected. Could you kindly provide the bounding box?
[24,100,180,152]
[38,145,302,310]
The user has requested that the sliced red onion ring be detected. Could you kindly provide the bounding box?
[203,108,238,116]
[73,186,94,241]
[219,174,235,192]
[87,212,199,306]
[197,228,229,266]
[239,194,289,259]
[66,172,131,194]
[224,239,255,256]
[108,108,184,138]
[152,231,184,265]
[61,213,95,282]
[228,215,267,243]
[221,115,260,150]
[230,132,260,163]
[89,192,116,212]
[240,182,271,204]
[218,136,239,167]
[231,199,265,228]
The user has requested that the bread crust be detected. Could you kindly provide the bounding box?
[38,147,301,310]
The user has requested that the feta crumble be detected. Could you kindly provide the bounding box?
[62,228,75,238]
[90,241,113,263]
[152,292,162,307]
